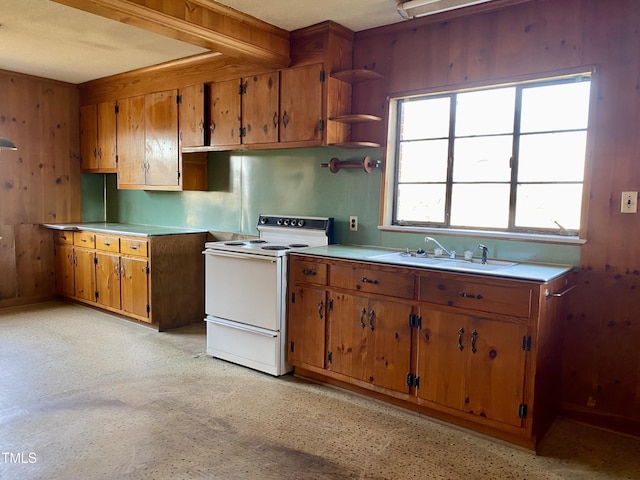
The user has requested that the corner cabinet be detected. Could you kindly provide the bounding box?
[53,230,206,331]
[287,254,573,451]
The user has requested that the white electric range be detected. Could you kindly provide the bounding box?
[203,214,333,376]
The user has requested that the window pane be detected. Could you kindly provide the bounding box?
[398,139,448,182]
[455,87,515,136]
[515,184,582,231]
[450,184,510,229]
[453,135,512,182]
[400,97,450,140]
[521,81,591,133]
[518,131,587,182]
[396,184,446,223]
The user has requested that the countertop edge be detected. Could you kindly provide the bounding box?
[292,245,575,283]
[41,223,209,237]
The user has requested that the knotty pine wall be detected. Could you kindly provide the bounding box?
[351,0,640,432]
[0,70,81,308]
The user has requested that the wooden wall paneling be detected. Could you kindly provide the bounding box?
[78,53,275,106]
[351,0,640,433]
[594,272,640,419]
[0,70,80,309]
[14,224,55,301]
[0,225,17,301]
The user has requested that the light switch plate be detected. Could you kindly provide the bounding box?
[621,191,638,213]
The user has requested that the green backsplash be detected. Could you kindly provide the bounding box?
[81,147,580,266]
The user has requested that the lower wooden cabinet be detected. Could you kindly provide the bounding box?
[328,292,412,393]
[287,253,572,451]
[416,310,528,428]
[53,230,205,331]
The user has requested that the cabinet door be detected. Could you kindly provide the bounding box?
[279,64,323,143]
[179,84,206,147]
[288,285,326,368]
[97,101,117,171]
[80,104,98,170]
[121,256,149,321]
[417,310,468,411]
[117,95,146,187]
[417,310,528,427]
[95,252,121,310]
[327,292,368,380]
[145,90,179,187]
[329,293,412,393]
[242,72,279,144]
[74,249,95,303]
[55,244,75,296]
[465,317,528,427]
[363,298,413,393]
[209,79,241,146]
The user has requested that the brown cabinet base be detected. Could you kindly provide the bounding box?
[54,230,206,331]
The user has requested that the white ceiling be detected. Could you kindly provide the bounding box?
[0,0,493,85]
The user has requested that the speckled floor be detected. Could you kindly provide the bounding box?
[1,301,639,480]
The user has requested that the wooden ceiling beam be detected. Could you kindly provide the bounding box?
[51,0,290,68]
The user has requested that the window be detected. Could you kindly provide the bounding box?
[391,74,591,236]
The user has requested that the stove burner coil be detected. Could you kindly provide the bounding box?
[261,245,290,251]
[288,244,309,248]
[249,240,267,244]
[224,241,246,246]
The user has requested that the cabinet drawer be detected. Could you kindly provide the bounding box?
[95,234,120,252]
[420,276,532,318]
[330,264,415,299]
[120,238,148,257]
[290,260,327,285]
[73,231,95,248]
[55,231,73,245]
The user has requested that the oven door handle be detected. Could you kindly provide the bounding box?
[205,317,278,337]
[202,249,277,263]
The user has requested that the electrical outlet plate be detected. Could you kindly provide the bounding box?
[349,216,358,231]
[621,191,638,213]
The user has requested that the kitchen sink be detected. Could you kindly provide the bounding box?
[371,251,517,272]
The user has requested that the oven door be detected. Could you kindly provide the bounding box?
[204,249,284,331]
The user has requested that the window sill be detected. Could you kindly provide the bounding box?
[378,225,586,245]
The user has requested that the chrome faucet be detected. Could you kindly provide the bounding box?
[478,244,489,264]
[425,236,455,259]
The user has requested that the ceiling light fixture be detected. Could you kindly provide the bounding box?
[397,0,494,19]
[0,137,17,150]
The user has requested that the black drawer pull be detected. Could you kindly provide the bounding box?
[361,277,379,285]
[302,269,317,276]
[459,292,483,300]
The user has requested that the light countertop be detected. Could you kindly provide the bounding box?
[294,245,574,283]
[42,222,208,237]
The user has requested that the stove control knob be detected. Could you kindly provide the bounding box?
[283,219,290,226]
[277,218,283,225]
[259,217,268,225]
[297,219,305,227]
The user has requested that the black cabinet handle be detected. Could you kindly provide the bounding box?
[369,310,375,331]
[360,307,367,329]
[302,269,317,276]
[361,277,379,285]
[318,300,324,320]
[471,330,478,353]
[459,292,483,300]
[458,327,465,351]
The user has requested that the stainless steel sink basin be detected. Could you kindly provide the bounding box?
[371,252,517,272]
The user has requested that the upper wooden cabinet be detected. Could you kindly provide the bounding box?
[179,84,207,148]
[116,89,207,191]
[80,101,117,172]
